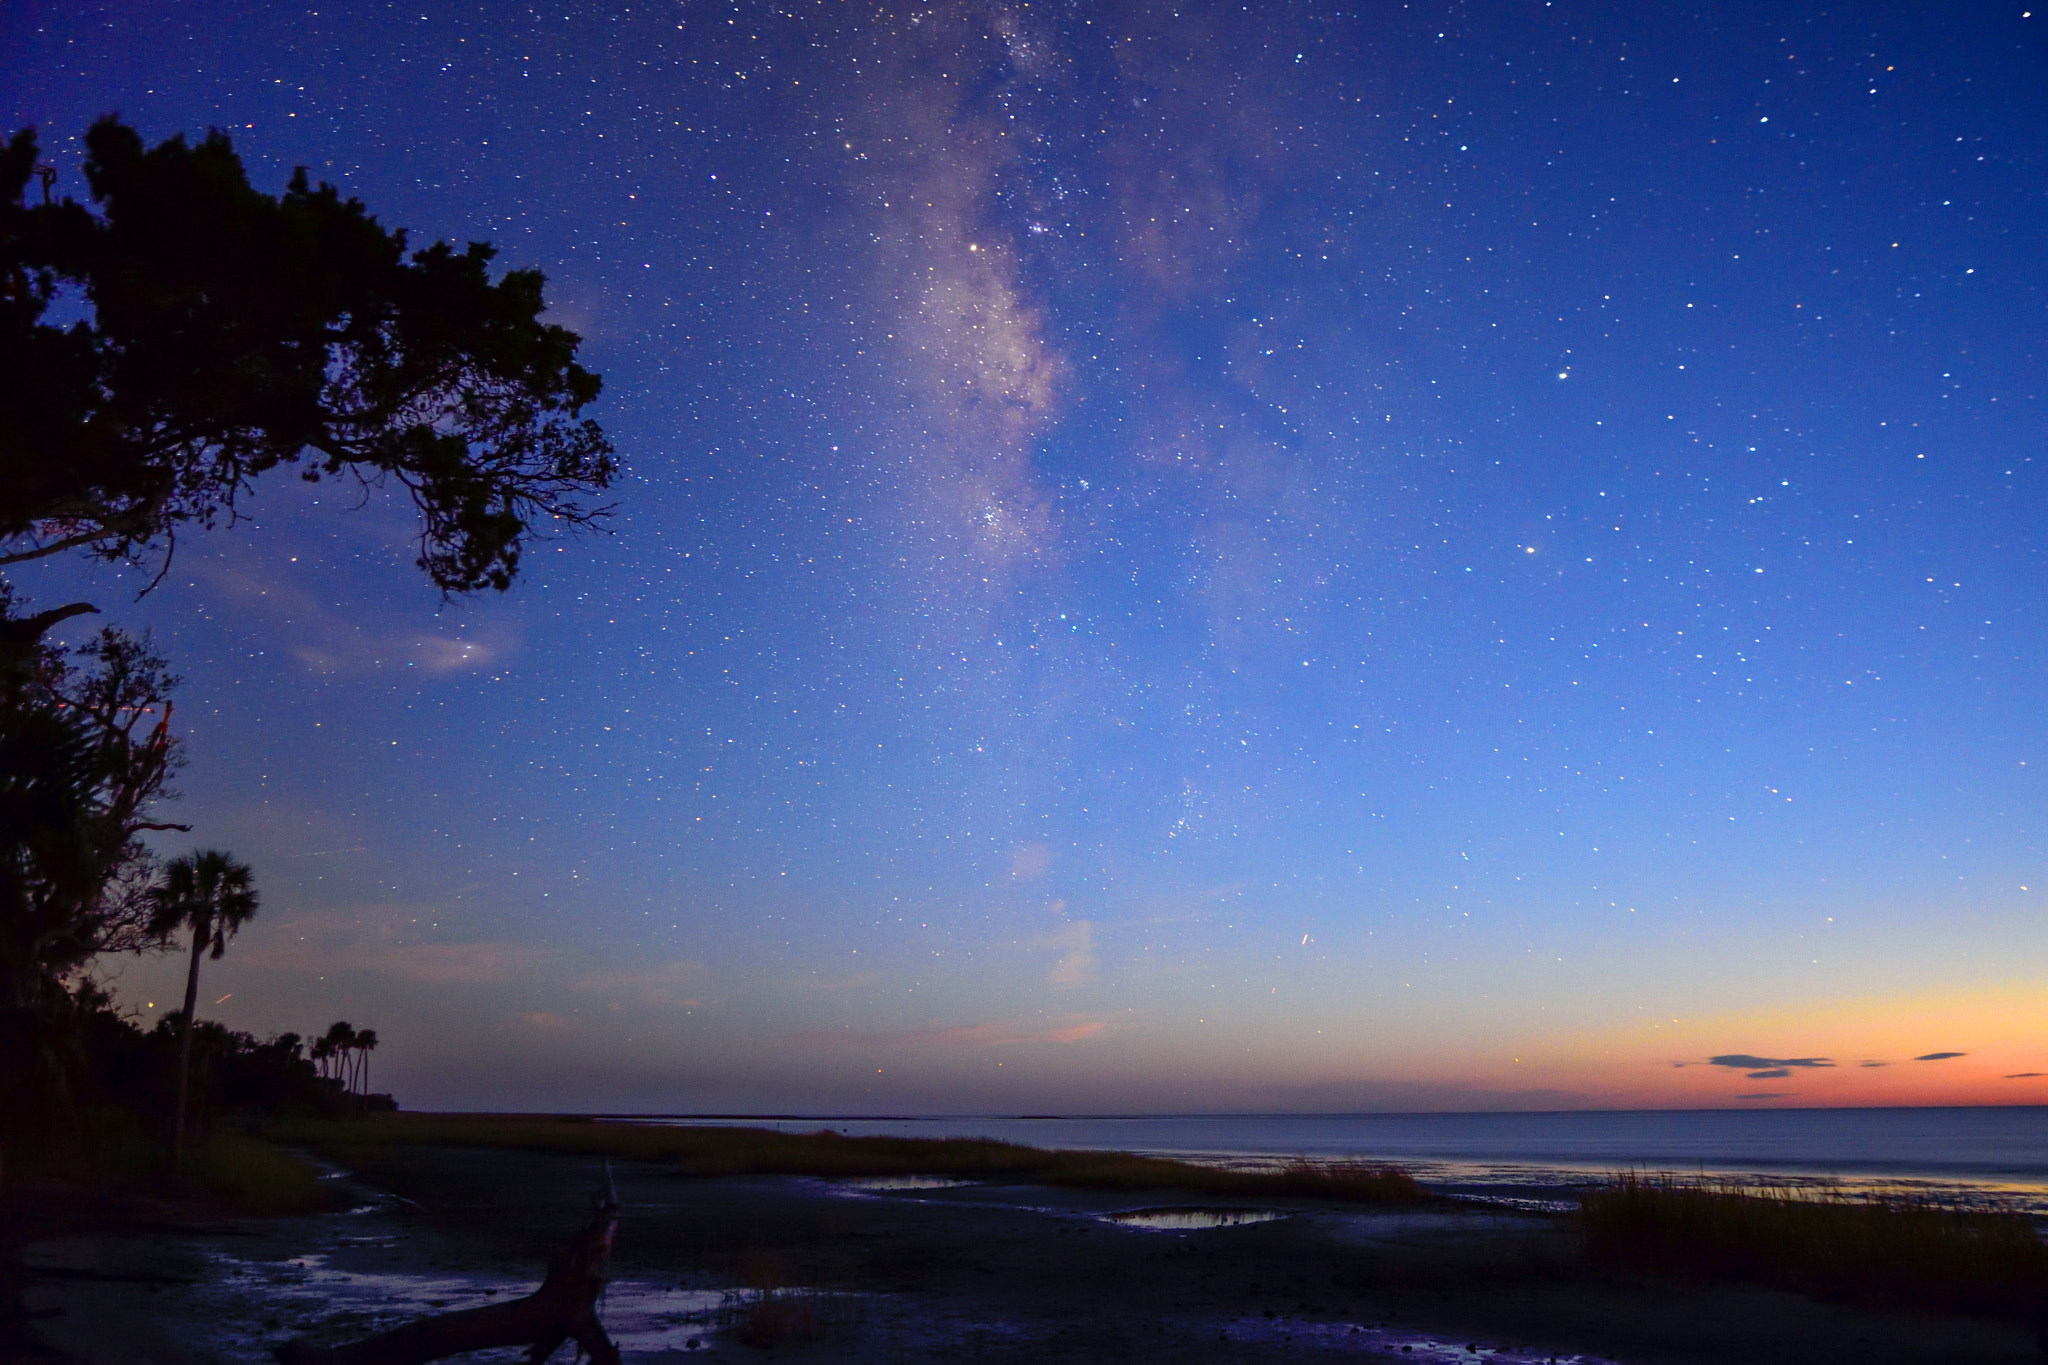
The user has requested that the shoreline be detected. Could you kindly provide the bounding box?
[322,1110,2048,1216]
[17,1135,2044,1363]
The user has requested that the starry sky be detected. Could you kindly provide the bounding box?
[5,0,2044,1113]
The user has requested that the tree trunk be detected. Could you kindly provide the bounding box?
[171,930,204,1173]
[275,1183,621,1365]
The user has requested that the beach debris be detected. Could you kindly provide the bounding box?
[274,1164,621,1365]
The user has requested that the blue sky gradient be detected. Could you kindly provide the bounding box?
[6,0,2043,1111]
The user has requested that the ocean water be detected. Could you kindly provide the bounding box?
[613,1108,2048,1213]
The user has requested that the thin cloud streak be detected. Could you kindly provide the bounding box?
[788,1018,1104,1049]
[191,560,511,676]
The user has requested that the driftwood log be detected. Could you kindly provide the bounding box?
[276,1169,621,1365]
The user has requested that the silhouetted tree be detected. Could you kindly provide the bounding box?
[0,118,615,594]
[0,115,614,1169]
[313,1019,355,1087]
[0,612,185,1175]
[0,593,183,1016]
[146,849,258,1169]
[352,1026,379,1098]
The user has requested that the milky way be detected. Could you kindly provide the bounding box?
[6,1,2043,1112]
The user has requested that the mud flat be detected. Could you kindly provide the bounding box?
[20,1144,2042,1364]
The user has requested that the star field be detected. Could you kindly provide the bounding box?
[6,0,2044,1111]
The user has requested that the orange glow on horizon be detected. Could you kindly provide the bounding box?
[1490,980,2048,1108]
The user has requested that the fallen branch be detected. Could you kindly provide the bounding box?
[276,1168,620,1365]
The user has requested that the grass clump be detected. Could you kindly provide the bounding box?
[1579,1171,2048,1320]
[268,1112,1429,1206]
[715,1246,863,1347]
[1270,1159,1427,1203]
[717,1286,861,1347]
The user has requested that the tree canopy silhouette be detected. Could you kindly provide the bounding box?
[0,117,615,594]
[0,118,614,1173]
[0,587,182,1014]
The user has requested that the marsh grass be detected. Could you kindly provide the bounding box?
[715,1286,863,1346]
[714,1246,863,1346]
[1269,1158,1427,1203]
[186,1130,334,1214]
[1579,1171,2048,1319]
[268,1112,1429,1205]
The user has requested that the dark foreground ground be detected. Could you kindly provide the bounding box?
[19,1145,2042,1364]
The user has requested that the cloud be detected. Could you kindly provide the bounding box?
[192,560,510,676]
[1745,1068,1792,1079]
[1859,1061,1889,1068]
[788,1018,1103,1049]
[2005,1072,2044,1080]
[1037,918,1097,988]
[799,972,882,992]
[1008,843,1053,880]
[570,960,708,1007]
[1913,1051,1966,1061]
[1033,1020,1103,1044]
[291,632,503,676]
[1103,11,1302,304]
[377,942,549,984]
[241,932,548,985]
[1736,1092,1793,1100]
[1706,1054,1834,1071]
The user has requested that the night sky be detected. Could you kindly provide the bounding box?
[5,1,2043,1113]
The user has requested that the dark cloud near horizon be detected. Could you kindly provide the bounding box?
[2005,1073,2044,1080]
[1860,1061,1888,1068]
[1746,1068,1791,1079]
[1913,1052,1966,1062]
[1708,1054,1833,1071]
[1736,1092,1792,1100]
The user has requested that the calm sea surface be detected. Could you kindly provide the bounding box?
[612,1108,2048,1213]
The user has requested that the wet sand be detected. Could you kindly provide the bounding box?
[21,1145,2041,1364]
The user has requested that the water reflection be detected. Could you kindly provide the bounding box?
[1224,1315,1619,1363]
[1106,1206,1288,1230]
[841,1175,975,1191]
[199,1251,731,1360]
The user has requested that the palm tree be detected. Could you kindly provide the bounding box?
[352,1027,379,1099]
[147,850,258,1172]
[315,1020,355,1091]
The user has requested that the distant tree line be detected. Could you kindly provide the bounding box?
[14,987,398,1160]
[310,1020,381,1098]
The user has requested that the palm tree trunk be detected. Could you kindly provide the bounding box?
[171,931,204,1173]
